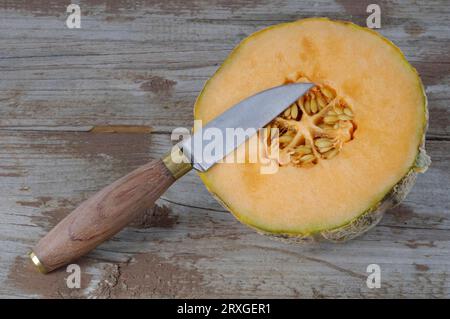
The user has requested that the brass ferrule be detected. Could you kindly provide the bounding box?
[162,146,192,180]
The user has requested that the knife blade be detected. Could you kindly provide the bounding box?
[180,82,313,172]
[30,82,313,273]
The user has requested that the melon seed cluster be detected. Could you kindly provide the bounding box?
[265,76,356,167]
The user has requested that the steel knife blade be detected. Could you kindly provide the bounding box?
[179,82,313,172]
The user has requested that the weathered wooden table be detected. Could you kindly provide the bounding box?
[0,0,449,298]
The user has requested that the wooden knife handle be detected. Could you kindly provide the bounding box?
[30,150,191,273]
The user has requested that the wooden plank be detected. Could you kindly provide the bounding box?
[0,130,448,298]
[0,0,448,137]
[0,0,449,298]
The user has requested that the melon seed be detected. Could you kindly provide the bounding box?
[291,104,299,119]
[321,87,334,99]
[343,107,353,116]
[296,145,312,154]
[304,98,311,114]
[338,114,352,121]
[300,154,315,162]
[284,107,291,117]
[319,146,334,153]
[315,138,333,148]
[279,135,293,144]
[310,97,318,114]
[335,107,343,115]
[316,93,327,109]
[324,115,338,124]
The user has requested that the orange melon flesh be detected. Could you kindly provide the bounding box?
[194,19,427,236]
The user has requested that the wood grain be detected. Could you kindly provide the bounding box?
[0,0,449,298]
[33,158,176,272]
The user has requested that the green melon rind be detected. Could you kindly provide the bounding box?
[195,18,430,242]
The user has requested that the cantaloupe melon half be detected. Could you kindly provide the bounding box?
[194,18,430,242]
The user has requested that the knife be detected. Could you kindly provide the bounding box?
[29,82,313,273]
